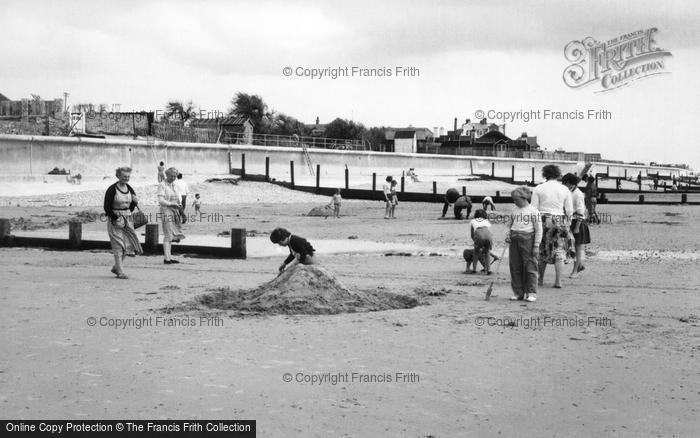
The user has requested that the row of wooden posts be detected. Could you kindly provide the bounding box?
[234,153,536,188]
[0,219,247,259]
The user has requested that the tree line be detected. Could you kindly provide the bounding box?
[166,93,387,148]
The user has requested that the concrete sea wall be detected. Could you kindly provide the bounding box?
[0,135,685,185]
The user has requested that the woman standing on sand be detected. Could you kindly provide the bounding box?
[562,173,591,278]
[104,167,142,279]
[158,167,185,264]
[530,164,573,289]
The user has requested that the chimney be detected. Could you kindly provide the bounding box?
[454,117,458,131]
[316,116,319,125]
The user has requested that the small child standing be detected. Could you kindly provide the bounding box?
[329,188,342,218]
[389,179,398,219]
[193,193,202,215]
[470,209,494,274]
[507,187,542,302]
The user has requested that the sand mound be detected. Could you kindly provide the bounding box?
[195,265,418,315]
[306,205,332,217]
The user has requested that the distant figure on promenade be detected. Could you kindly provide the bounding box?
[406,168,420,182]
[383,176,393,219]
[637,172,643,191]
[562,173,591,278]
[583,175,600,225]
[616,178,622,191]
[174,173,189,215]
[157,161,166,183]
[531,164,574,289]
[653,176,659,190]
[67,173,82,185]
[158,167,185,264]
[441,188,472,219]
[104,166,143,279]
[482,195,496,211]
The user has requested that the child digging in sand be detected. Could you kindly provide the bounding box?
[469,209,495,274]
[270,228,316,273]
[506,187,542,302]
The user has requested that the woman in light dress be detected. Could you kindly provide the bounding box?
[158,167,186,264]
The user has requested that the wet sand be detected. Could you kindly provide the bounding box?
[0,195,699,437]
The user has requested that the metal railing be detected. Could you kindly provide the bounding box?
[219,131,369,151]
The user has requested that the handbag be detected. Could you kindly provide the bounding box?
[132,206,148,229]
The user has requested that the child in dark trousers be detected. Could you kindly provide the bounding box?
[506,187,543,302]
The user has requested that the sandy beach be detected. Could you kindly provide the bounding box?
[1,180,698,437]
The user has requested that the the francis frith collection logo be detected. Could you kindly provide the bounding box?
[563,28,672,92]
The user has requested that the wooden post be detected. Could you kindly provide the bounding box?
[496,191,501,198]
[290,161,295,187]
[0,218,10,245]
[316,164,321,194]
[606,166,610,176]
[491,162,495,178]
[228,151,233,174]
[624,169,628,179]
[400,176,405,193]
[265,156,270,181]
[511,165,515,183]
[531,167,535,185]
[231,228,246,259]
[432,181,437,195]
[344,168,349,190]
[462,186,466,196]
[372,173,376,192]
[145,224,159,254]
[68,221,82,249]
[241,153,246,179]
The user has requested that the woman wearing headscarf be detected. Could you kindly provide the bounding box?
[158,167,185,264]
[530,164,573,288]
[104,166,142,279]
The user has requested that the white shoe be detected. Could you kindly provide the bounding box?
[525,294,537,302]
[509,295,521,301]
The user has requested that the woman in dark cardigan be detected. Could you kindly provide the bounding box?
[104,167,143,279]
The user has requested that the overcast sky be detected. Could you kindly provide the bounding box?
[1,0,699,167]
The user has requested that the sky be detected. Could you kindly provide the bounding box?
[1,0,699,168]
